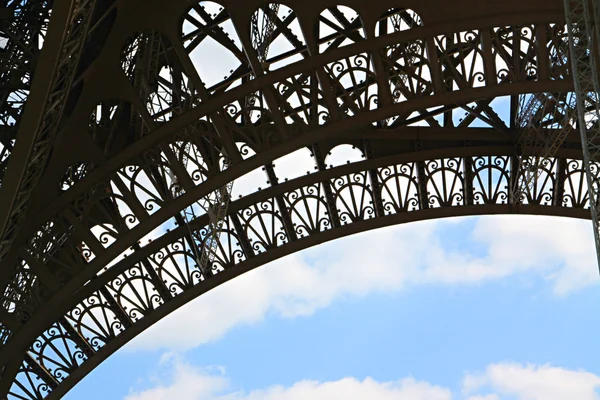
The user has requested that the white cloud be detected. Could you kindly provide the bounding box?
[471,216,597,295]
[125,359,600,400]
[465,396,499,400]
[124,357,451,400]
[417,215,597,292]
[463,363,600,400]
[124,359,228,400]
[127,215,597,351]
[224,377,451,400]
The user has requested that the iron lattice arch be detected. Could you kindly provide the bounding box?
[0,0,595,398]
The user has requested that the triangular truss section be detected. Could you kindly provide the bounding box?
[121,31,198,129]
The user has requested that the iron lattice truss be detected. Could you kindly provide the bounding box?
[0,0,51,185]
[0,0,596,398]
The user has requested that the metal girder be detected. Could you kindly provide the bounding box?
[6,142,593,400]
[0,0,593,397]
[0,0,95,269]
[565,0,600,270]
[0,0,53,186]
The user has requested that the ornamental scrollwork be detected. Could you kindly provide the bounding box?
[516,156,556,205]
[148,238,204,295]
[169,139,210,186]
[2,149,591,400]
[283,183,332,237]
[238,198,289,253]
[9,357,54,399]
[324,53,379,118]
[77,180,143,235]
[563,158,592,208]
[492,25,538,83]
[436,30,486,89]
[0,1,588,397]
[330,170,375,224]
[29,322,87,382]
[199,216,247,272]
[65,291,125,351]
[425,158,465,208]
[471,156,510,205]
[114,156,178,216]
[105,263,164,323]
[378,163,421,213]
[223,94,283,150]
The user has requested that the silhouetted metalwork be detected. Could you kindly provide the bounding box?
[513,38,576,205]
[0,0,597,398]
[0,0,51,184]
[565,0,600,267]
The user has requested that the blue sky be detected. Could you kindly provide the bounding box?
[64,215,600,400]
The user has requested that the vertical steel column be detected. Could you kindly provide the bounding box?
[565,0,600,270]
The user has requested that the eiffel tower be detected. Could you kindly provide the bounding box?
[0,0,599,398]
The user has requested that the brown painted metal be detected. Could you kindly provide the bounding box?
[0,0,592,398]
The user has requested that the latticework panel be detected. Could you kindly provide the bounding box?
[0,0,588,397]
[0,0,52,184]
[4,142,593,399]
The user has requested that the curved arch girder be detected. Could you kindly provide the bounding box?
[0,0,587,397]
[6,141,592,399]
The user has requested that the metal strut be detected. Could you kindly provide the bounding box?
[0,0,96,262]
[132,32,234,277]
[513,38,577,205]
[251,3,280,64]
[0,0,96,340]
[246,4,279,121]
[0,0,51,186]
[389,12,417,98]
[385,11,417,126]
[564,0,600,269]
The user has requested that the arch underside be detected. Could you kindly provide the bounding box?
[0,0,594,398]
[5,144,593,400]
